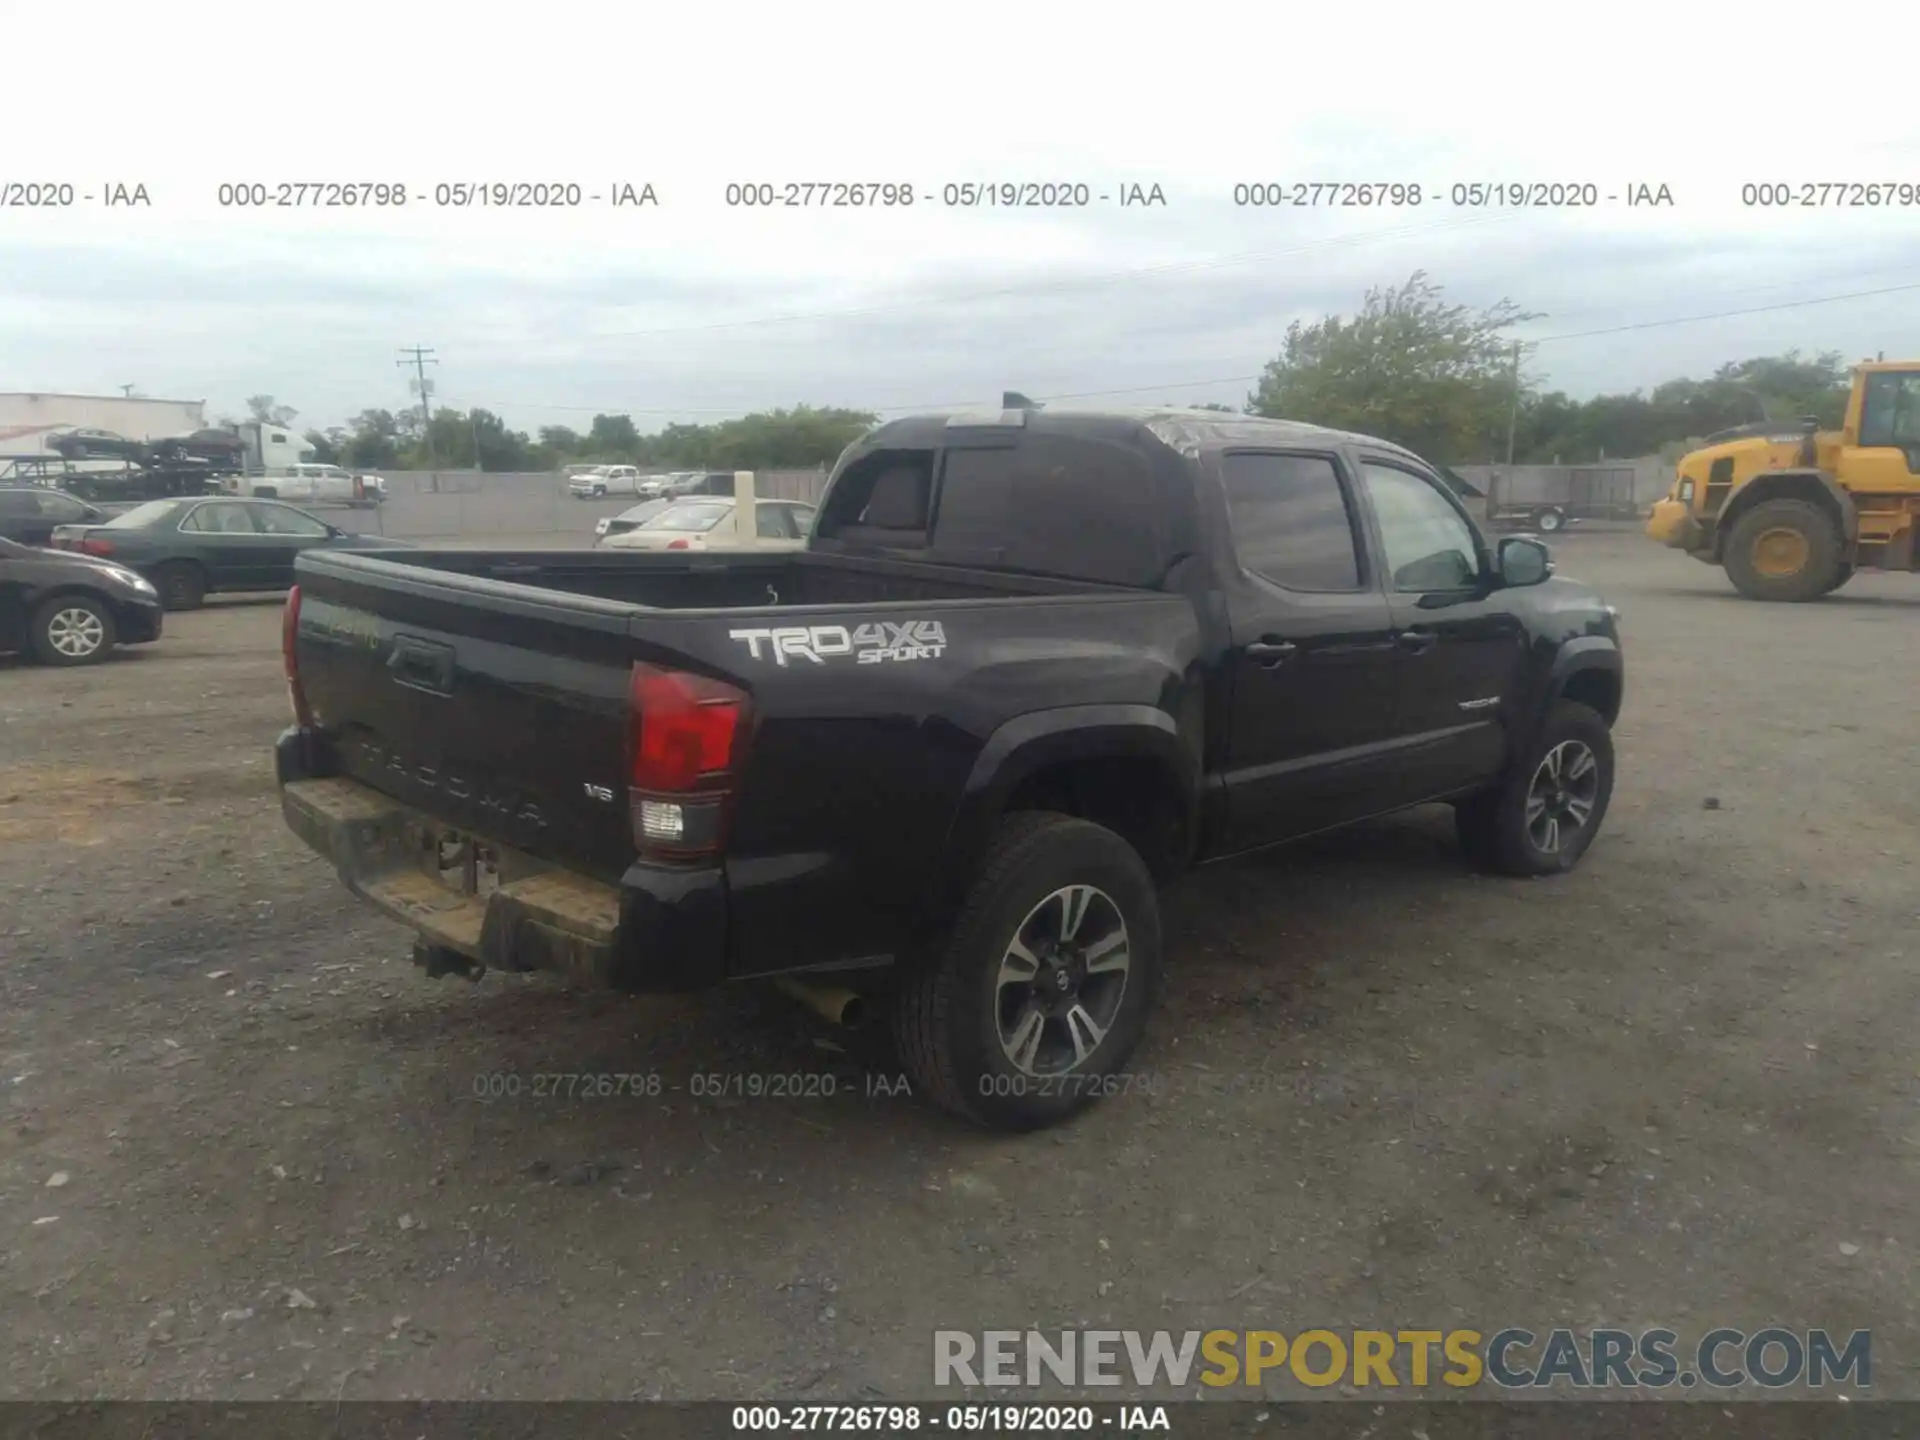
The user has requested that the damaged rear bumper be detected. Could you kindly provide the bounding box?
[281,774,625,985]
[275,728,729,991]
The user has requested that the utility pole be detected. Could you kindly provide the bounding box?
[397,345,439,485]
[1503,339,1523,469]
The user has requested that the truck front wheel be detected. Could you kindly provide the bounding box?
[1455,700,1615,877]
[1723,498,1844,602]
[893,812,1162,1131]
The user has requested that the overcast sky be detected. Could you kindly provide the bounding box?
[4,0,1916,435]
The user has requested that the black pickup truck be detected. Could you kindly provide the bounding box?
[276,403,1623,1130]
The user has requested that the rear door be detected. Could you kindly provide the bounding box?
[1354,455,1528,801]
[1214,450,1405,851]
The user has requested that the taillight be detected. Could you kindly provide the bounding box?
[78,537,116,557]
[665,538,690,550]
[627,662,752,861]
[283,585,314,727]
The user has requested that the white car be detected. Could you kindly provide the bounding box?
[599,496,816,551]
[593,497,673,542]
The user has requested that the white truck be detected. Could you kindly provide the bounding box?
[568,464,643,498]
[216,461,387,507]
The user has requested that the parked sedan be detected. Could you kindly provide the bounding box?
[49,497,411,610]
[0,535,164,665]
[0,487,109,547]
[592,497,672,543]
[598,496,816,552]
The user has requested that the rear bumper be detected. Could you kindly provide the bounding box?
[275,728,728,991]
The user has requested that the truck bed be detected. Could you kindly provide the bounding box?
[285,543,1197,987]
[326,545,1124,611]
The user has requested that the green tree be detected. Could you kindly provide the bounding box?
[343,409,403,468]
[246,394,299,427]
[1513,349,1854,462]
[1247,271,1538,463]
[303,428,340,463]
[587,413,642,459]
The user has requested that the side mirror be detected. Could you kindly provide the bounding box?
[1497,536,1553,587]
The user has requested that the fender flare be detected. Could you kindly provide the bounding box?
[1716,468,1858,551]
[1538,638,1623,729]
[931,704,1200,919]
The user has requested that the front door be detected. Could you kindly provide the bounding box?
[1213,450,1404,852]
[1848,369,1920,499]
[248,502,336,587]
[1354,457,1530,803]
[179,501,278,588]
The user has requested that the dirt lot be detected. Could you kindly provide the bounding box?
[1,532,1916,1402]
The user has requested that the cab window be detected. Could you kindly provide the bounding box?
[1359,462,1483,592]
[1859,371,1920,447]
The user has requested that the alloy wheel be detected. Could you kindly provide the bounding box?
[994,884,1131,1076]
[1524,740,1600,855]
[47,607,106,658]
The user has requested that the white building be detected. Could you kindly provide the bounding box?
[0,392,209,455]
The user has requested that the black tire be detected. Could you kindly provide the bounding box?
[152,562,206,611]
[1534,506,1567,533]
[1824,563,1855,596]
[1454,701,1614,878]
[1722,498,1843,602]
[30,593,117,666]
[893,811,1162,1131]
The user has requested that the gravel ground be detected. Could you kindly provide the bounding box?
[0,532,1915,1401]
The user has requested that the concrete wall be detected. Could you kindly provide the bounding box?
[340,468,831,540]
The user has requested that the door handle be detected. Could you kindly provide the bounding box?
[1397,630,1438,655]
[1245,639,1298,667]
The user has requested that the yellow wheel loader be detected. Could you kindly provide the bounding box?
[1645,362,1920,601]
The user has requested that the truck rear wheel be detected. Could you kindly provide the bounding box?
[893,811,1162,1131]
[1723,498,1844,602]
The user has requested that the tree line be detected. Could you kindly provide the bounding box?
[279,403,881,474]
[1240,272,1861,466]
[253,271,1868,474]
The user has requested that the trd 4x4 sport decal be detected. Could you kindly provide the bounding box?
[728,621,948,667]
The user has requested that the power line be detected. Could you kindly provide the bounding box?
[416,276,1917,425]
[1533,281,1920,341]
[884,279,1920,412]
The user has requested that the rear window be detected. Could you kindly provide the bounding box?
[105,500,184,527]
[643,500,732,532]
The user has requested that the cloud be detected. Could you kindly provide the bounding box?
[2,0,1914,431]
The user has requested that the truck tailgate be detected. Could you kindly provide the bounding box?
[290,554,644,882]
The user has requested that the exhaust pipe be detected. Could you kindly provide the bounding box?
[772,976,867,1028]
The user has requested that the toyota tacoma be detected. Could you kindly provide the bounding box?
[275,402,1624,1130]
